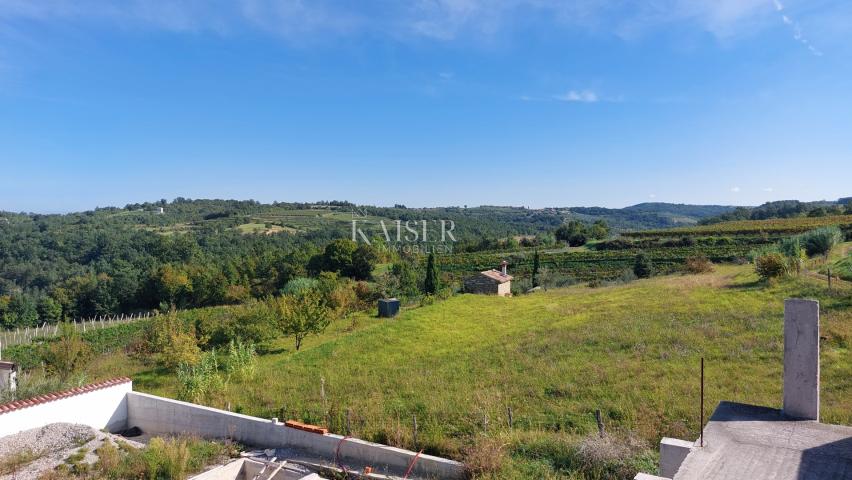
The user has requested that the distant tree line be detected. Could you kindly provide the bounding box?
[700,200,852,225]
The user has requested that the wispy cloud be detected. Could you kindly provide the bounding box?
[731,186,741,193]
[554,90,598,103]
[772,0,822,56]
[763,187,774,192]
[0,0,834,48]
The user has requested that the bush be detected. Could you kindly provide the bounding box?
[633,252,653,279]
[223,340,257,382]
[92,436,228,480]
[177,351,223,404]
[799,226,843,257]
[195,302,277,348]
[755,252,787,280]
[144,311,200,369]
[778,236,804,274]
[281,277,320,296]
[463,437,507,477]
[43,323,92,382]
[684,254,714,274]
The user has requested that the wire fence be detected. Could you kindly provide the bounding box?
[0,311,158,349]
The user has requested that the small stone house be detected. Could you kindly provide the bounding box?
[464,261,513,297]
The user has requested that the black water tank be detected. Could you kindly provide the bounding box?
[378,298,400,318]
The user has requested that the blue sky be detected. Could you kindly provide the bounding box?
[1,0,851,212]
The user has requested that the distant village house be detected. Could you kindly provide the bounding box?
[464,261,512,297]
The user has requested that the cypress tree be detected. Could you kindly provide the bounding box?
[424,253,439,295]
[532,249,541,287]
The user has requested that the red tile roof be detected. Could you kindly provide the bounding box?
[0,377,131,416]
[479,269,513,283]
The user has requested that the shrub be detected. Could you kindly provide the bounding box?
[43,322,92,382]
[778,236,804,274]
[177,351,223,403]
[281,277,320,296]
[633,252,653,279]
[684,254,714,274]
[574,433,652,479]
[755,252,787,280]
[799,226,843,257]
[223,340,257,382]
[195,302,277,348]
[144,311,201,370]
[92,436,227,480]
[463,437,507,477]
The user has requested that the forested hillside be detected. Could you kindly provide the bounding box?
[0,198,734,328]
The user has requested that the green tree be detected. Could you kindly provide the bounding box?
[531,250,541,288]
[154,264,193,308]
[320,239,357,275]
[37,296,63,323]
[633,252,653,279]
[424,253,439,295]
[274,290,331,351]
[555,220,588,247]
[588,220,610,240]
[350,244,377,280]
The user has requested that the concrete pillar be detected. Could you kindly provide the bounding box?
[659,437,693,478]
[783,299,819,421]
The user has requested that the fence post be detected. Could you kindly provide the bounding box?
[595,409,605,437]
[346,409,352,436]
[412,415,418,450]
[507,407,513,429]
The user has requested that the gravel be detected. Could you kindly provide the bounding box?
[0,423,143,480]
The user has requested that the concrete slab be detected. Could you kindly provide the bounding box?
[672,402,852,480]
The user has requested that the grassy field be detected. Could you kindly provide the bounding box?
[81,264,852,479]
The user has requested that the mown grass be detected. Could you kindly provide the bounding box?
[86,264,852,479]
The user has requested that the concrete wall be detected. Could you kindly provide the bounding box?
[659,437,692,478]
[0,380,130,437]
[783,299,820,420]
[497,281,511,297]
[127,392,464,479]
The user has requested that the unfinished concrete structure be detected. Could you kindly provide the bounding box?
[0,379,464,479]
[0,360,16,392]
[635,299,852,480]
[464,260,512,296]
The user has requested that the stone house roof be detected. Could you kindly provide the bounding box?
[479,269,513,283]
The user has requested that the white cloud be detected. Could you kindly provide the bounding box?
[771,0,823,56]
[649,193,657,199]
[0,0,829,46]
[762,187,774,192]
[731,186,741,193]
[554,90,598,103]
